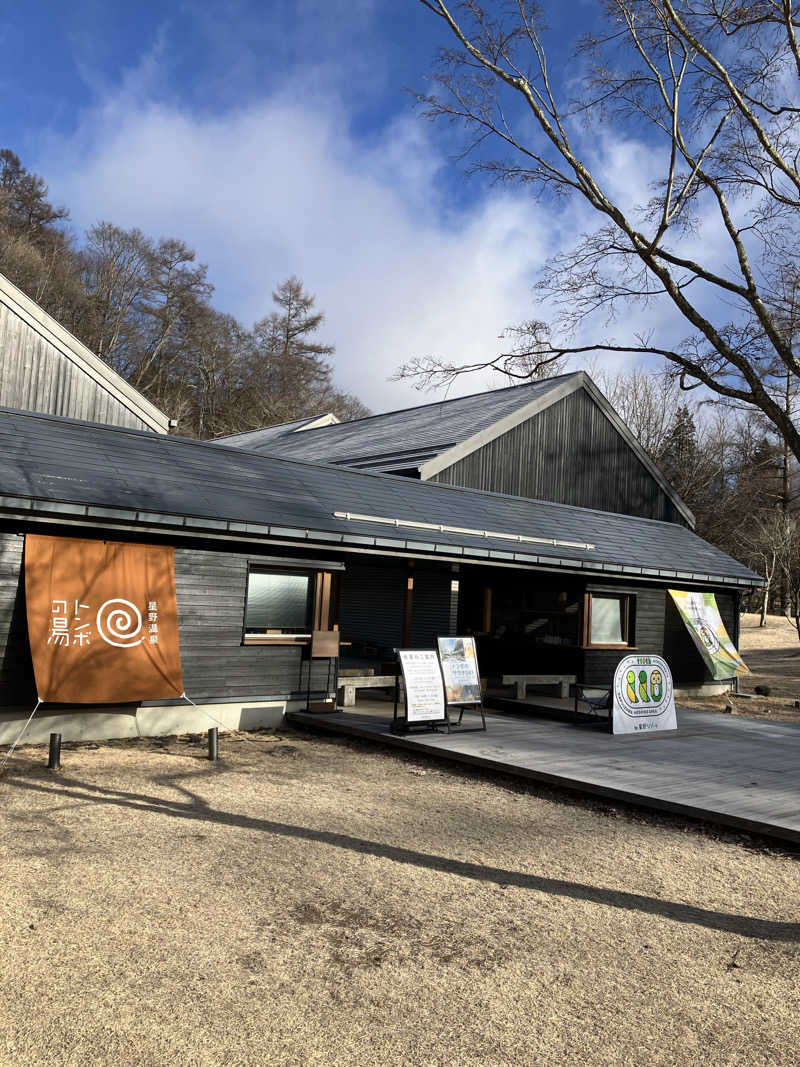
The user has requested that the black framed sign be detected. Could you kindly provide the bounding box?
[437,636,482,704]
[397,650,447,727]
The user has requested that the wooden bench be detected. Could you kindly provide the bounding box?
[337,675,400,707]
[502,674,577,700]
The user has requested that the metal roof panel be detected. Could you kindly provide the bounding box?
[0,406,763,587]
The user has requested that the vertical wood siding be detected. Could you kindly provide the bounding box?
[663,588,737,684]
[0,533,37,706]
[338,561,407,655]
[337,560,455,655]
[582,584,666,686]
[0,302,154,430]
[0,530,743,707]
[410,567,455,648]
[429,390,685,524]
[0,535,336,707]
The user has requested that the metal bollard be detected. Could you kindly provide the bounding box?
[47,732,61,771]
[208,727,219,761]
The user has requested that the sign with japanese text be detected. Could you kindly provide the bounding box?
[25,534,183,704]
[612,654,677,735]
[669,589,749,679]
[398,649,446,724]
[436,636,482,704]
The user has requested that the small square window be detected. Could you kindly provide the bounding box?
[584,594,634,648]
[245,569,313,636]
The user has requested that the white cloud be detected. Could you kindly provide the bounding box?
[34,35,749,416]
[37,81,562,412]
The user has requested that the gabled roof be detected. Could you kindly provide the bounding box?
[0,407,761,588]
[0,270,170,433]
[218,375,576,470]
[217,372,694,526]
[219,412,339,447]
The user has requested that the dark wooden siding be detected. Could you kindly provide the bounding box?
[411,567,456,648]
[173,547,335,701]
[584,585,738,686]
[0,528,741,708]
[0,533,37,706]
[0,536,460,706]
[663,587,737,684]
[0,534,336,707]
[338,561,406,655]
[337,560,456,656]
[429,389,686,524]
[582,583,666,686]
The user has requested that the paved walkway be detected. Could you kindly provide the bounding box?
[290,704,800,844]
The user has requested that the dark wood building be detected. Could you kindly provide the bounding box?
[0,408,759,745]
[220,372,693,526]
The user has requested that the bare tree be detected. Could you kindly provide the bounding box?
[396,317,566,389]
[591,365,686,457]
[407,1,800,461]
[737,509,790,626]
[81,223,154,367]
[0,149,372,436]
[0,149,88,333]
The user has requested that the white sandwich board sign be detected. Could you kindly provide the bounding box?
[612,654,677,735]
[398,649,447,724]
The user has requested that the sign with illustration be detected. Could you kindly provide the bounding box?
[612,654,677,735]
[25,533,184,704]
[436,636,482,704]
[398,649,446,723]
[669,589,749,679]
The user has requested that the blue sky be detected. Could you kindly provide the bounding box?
[3,1,693,412]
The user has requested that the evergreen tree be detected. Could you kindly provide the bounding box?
[244,277,368,429]
[0,149,370,436]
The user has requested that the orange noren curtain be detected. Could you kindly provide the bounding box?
[25,533,184,704]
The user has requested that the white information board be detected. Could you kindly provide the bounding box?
[437,636,482,704]
[612,654,677,735]
[398,649,447,723]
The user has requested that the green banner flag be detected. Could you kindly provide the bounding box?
[668,589,749,679]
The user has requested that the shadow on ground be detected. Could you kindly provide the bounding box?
[6,766,799,945]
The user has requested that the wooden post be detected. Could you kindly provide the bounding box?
[482,586,493,633]
[402,573,414,647]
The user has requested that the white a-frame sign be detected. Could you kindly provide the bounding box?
[612,654,677,735]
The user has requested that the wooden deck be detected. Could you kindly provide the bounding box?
[289,703,800,845]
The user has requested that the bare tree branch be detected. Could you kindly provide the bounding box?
[406,1,800,463]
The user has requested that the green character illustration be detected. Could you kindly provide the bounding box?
[638,670,651,702]
[651,669,663,702]
[626,669,638,704]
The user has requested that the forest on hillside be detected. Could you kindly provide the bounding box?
[0,149,369,439]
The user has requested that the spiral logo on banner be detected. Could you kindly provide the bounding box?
[96,599,144,647]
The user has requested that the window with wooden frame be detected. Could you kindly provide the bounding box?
[582,593,635,649]
[242,563,340,645]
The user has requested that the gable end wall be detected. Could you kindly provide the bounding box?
[428,390,686,524]
[0,301,158,431]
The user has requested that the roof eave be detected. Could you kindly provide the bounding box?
[0,498,761,590]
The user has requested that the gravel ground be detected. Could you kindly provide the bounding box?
[1,728,799,1067]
